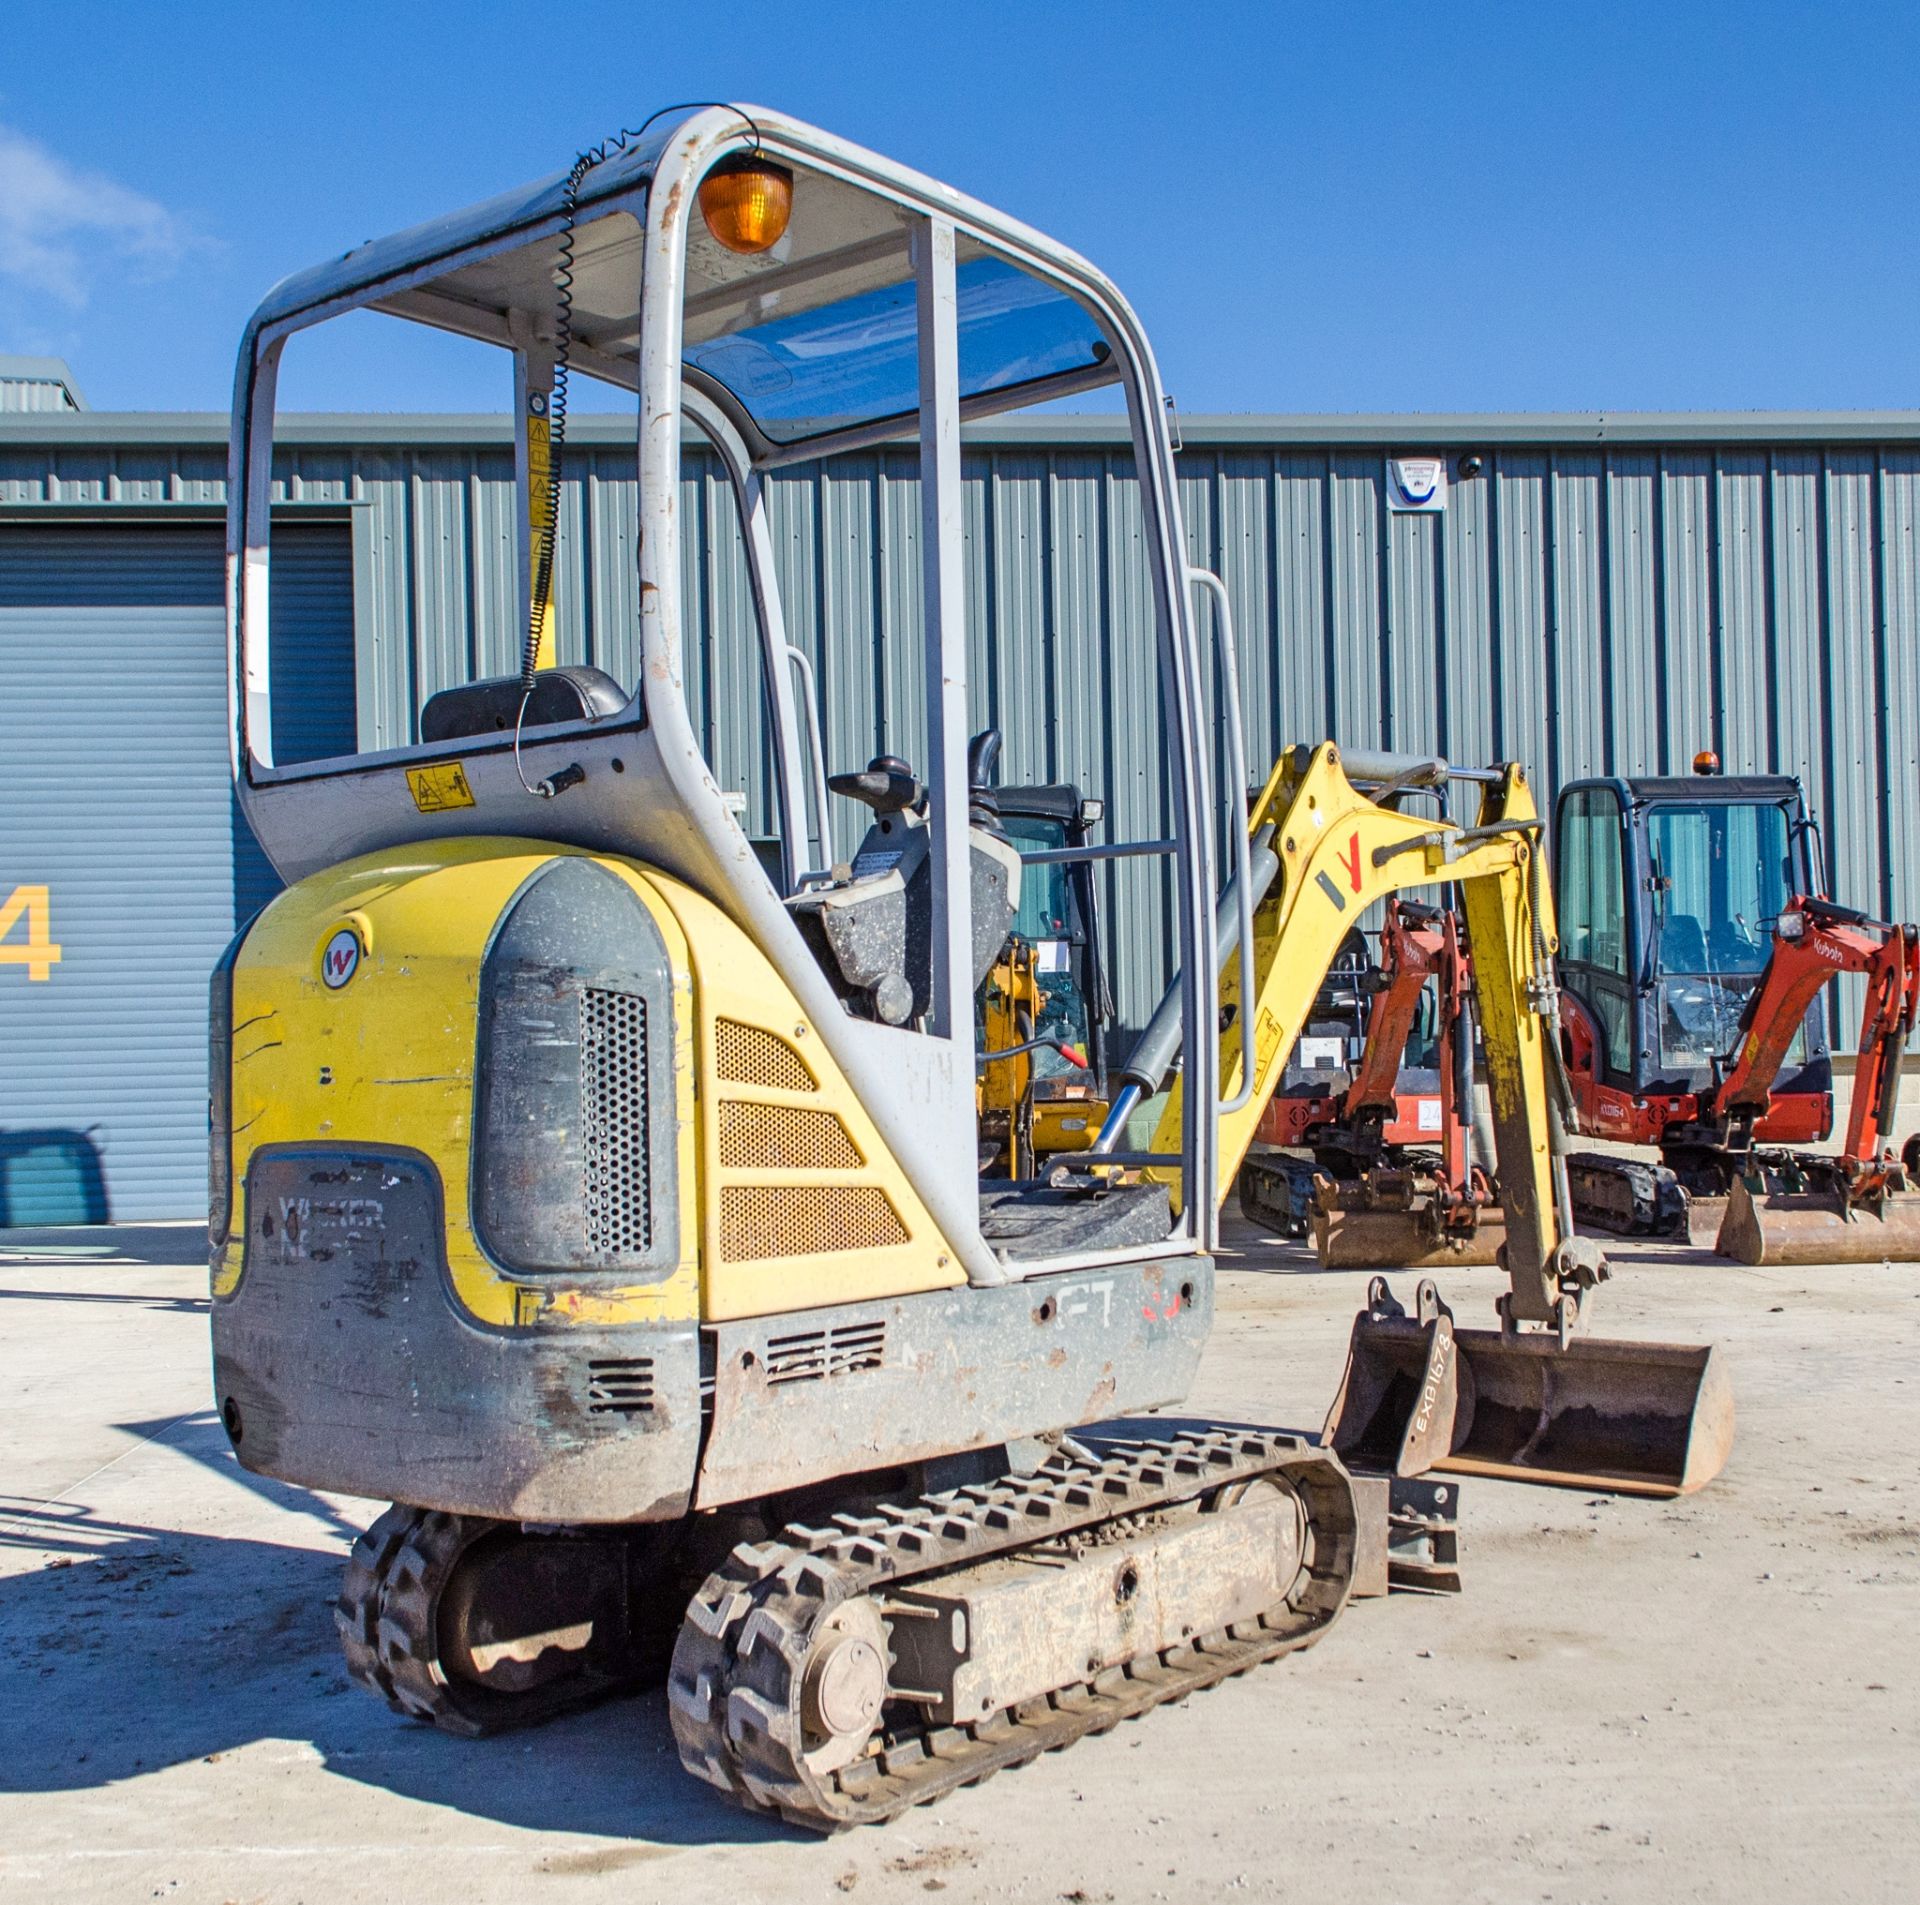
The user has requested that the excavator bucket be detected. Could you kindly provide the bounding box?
[1325,1278,1734,1498]
[1684,1194,1730,1249]
[1715,1171,1920,1266]
[1311,1175,1506,1270]
[1321,1279,1464,1475]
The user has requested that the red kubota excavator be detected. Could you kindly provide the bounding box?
[1238,898,1504,1268]
[1553,760,1920,1264]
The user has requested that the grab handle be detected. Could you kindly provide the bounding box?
[786,644,834,881]
[1189,566,1257,1115]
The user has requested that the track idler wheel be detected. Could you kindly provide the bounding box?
[336,1505,670,1735]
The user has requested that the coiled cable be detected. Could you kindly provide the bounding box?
[513,102,763,796]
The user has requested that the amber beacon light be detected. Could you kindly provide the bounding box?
[698,156,794,255]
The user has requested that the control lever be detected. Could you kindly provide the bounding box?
[967,728,1005,833]
[828,753,923,817]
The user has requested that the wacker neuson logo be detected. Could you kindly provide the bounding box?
[321,928,361,989]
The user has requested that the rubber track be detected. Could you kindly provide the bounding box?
[1565,1151,1687,1236]
[335,1506,625,1738]
[335,1503,418,1711]
[1238,1155,1313,1239]
[666,1429,1357,1831]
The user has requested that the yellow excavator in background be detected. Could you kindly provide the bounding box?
[1092,742,1730,1493]
[207,105,1731,1833]
[1235,894,1507,1269]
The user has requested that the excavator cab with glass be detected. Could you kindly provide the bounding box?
[1555,765,1920,1261]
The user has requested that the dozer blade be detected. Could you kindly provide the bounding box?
[1309,1171,1505,1269]
[1715,1173,1920,1266]
[1312,1203,1506,1269]
[1326,1278,1734,1498]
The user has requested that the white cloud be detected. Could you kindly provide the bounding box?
[0,122,196,307]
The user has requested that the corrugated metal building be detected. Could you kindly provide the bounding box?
[5,395,1918,1219]
[0,355,87,414]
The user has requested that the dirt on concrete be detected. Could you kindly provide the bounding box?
[0,1216,1913,1904]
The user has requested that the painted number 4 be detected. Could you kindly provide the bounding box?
[0,885,61,981]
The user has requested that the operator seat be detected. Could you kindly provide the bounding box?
[786,729,1021,1026]
[1658,912,1710,974]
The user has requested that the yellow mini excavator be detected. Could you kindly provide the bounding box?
[208,105,1731,1830]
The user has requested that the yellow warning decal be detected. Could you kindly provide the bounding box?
[407,762,476,813]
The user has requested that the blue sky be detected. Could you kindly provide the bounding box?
[5,1,1919,415]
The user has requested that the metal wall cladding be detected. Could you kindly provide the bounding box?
[474,433,1917,1038]
[0,526,237,1223]
[8,421,1920,1050]
[0,375,81,415]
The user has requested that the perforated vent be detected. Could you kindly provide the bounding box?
[719,1184,908,1262]
[585,1357,655,1415]
[718,1100,862,1171]
[581,988,650,1255]
[762,1319,888,1385]
[715,1017,816,1092]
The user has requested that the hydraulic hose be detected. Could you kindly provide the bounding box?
[1090,824,1281,1153]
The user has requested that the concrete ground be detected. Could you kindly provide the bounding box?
[1,1217,1914,1905]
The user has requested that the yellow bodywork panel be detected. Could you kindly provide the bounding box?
[644,876,963,1323]
[1150,744,1565,1322]
[218,838,961,1328]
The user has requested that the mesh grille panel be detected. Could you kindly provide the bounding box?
[581,988,650,1255]
[715,1017,815,1092]
[719,1184,907,1262]
[718,1101,862,1171]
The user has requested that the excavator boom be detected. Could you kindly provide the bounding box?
[1239,898,1505,1268]
[1715,900,1920,1263]
[1147,744,1732,1496]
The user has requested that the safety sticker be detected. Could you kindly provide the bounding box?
[407,761,476,812]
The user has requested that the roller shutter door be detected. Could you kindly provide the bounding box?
[0,521,353,1223]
